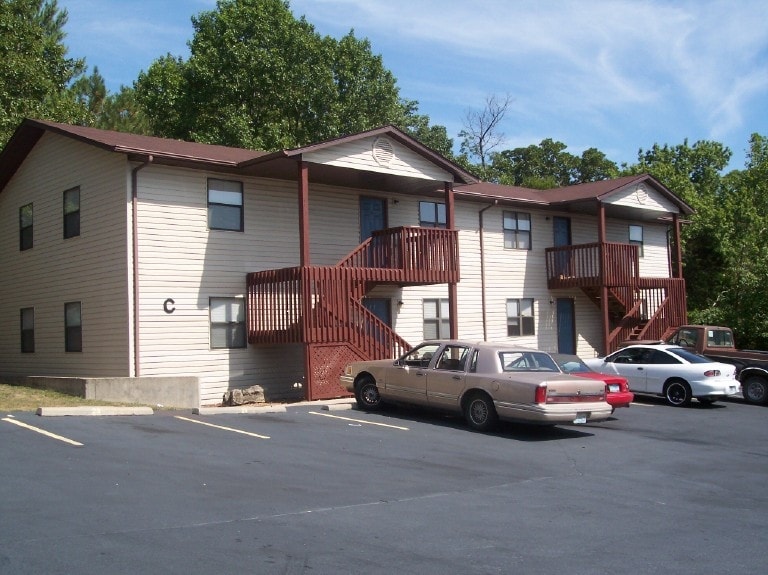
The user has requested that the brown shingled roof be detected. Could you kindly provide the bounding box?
[0,119,693,217]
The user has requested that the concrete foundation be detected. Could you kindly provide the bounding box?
[1,375,200,409]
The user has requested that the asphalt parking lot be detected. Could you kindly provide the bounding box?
[1,397,766,575]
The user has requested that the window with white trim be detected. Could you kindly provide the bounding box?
[210,297,246,349]
[503,211,531,250]
[629,225,644,257]
[507,298,535,336]
[419,201,446,228]
[423,298,450,339]
[208,179,243,231]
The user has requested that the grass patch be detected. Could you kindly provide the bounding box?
[0,383,152,413]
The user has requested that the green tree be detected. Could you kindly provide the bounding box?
[490,139,578,188]
[693,134,768,348]
[134,0,445,151]
[0,0,88,148]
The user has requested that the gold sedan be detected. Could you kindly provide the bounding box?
[341,340,613,431]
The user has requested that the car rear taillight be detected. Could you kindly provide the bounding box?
[704,369,721,377]
[535,385,548,404]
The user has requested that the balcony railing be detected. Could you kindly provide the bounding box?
[546,242,640,289]
[246,266,410,359]
[338,226,459,285]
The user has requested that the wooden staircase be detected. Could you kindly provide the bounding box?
[246,226,459,399]
[546,242,687,354]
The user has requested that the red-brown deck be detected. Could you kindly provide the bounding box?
[545,242,687,354]
[247,227,459,400]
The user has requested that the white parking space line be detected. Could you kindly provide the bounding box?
[2,417,84,447]
[308,411,410,430]
[174,416,270,439]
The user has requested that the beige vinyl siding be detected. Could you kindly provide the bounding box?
[0,133,131,376]
[303,136,451,181]
[606,220,671,277]
[134,170,393,404]
[606,184,680,214]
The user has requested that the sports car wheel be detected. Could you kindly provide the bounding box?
[463,392,498,432]
[664,379,692,407]
[354,376,382,411]
[742,376,768,405]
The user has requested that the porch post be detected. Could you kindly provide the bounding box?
[298,160,311,400]
[597,200,610,354]
[446,182,459,339]
[298,160,311,266]
[673,213,683,279]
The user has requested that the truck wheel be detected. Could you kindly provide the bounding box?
[664,379,692,407]
[742,376,768,405]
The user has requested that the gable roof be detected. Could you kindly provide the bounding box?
[0,119,477,194]
[0,119,692,218]
[455,173,693,217]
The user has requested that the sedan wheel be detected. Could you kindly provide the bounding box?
[354,376,382,411]
[464,393,498,432]
[742,376,768,405]
[664,380,692,407]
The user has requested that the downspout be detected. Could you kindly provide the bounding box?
[479,200,498,341]
[131,156,153,377]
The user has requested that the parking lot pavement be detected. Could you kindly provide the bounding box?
[1,397,766,575]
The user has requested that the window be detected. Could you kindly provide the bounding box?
[435,345,469,371]
[210,297,246,349]
[65,302,82,352]
[20,308,34,353]
[423,298,450,339]
[507,298,535,336]
[629,225,644,257]
[63,187,80,239]
[401,342,442,368]
[208,179,243,231]
[503,211,531,249]
[419,201,446,228]
[19,203,33,251]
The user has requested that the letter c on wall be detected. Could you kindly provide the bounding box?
[163,298,176,314]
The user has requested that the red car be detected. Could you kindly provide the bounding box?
[552,353,634,411]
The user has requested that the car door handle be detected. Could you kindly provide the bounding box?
[452,375,462,380]
[637,367,644,370]
[416,372,425,377]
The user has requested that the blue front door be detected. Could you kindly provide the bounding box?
[557,298,576,354]
[360,197,386,242]
[553,216,572,276]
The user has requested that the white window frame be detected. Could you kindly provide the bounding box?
[503,211,531,250]
[208,178,244,231]
[210,297,246,349]
[506,298,535,336]
[629,224,644,257]
[423,298,450,339]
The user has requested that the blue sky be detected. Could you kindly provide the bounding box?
[58,0,768,171]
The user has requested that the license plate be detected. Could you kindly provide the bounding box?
[573,413,588,424]
[608,384,620,393]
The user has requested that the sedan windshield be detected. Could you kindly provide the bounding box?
[666,347,712,364]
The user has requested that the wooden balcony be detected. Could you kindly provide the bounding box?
[545,242,639,289]
[246,227,459,399]
[338,226,459,285]
[545,242,688,353]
